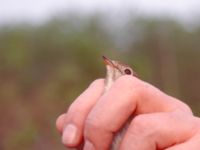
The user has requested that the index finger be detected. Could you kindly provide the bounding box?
[60,79,104,147]
[84,75,192,150]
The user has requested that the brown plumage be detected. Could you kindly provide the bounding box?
[102,56,137,150]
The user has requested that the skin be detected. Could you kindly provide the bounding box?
[56,75,200,150]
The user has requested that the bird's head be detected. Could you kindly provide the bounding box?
[103,56,137,80]
[102,55,137,93]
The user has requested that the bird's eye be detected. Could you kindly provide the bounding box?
[124,68,132,75]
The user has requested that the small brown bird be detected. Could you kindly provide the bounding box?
[102,56,137,150]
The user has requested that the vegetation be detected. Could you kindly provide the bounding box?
[0,13,200,150]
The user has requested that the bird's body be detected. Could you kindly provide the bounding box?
[102,56,137,150]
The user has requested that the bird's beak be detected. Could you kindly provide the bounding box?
[102,56,115,67]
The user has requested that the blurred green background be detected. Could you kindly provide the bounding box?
[1,1,200,150]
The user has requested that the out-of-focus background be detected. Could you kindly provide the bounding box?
[1,0,200,149]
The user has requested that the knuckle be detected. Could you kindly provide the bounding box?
[131,115,148,130]
[67,79,104,115]
[67,102,79,115]
[85,115,101,131]
[129,115,154,134]
[116,75,144,96]
[118,75,139,88]
[140,81,153,95]
[89,78,104,88]
[175,101,193,114]
[129,115,157,138]
[84,116,112,148]
[56,114,66,132]
[65,103,84,124]
[84,115,105,138]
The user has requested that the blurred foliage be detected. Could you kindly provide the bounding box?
[0,13,200,150]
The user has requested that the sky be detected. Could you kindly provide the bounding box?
[1,0,200,24]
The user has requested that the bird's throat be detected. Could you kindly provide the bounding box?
[104,65,114,92]
[104,65,123,92]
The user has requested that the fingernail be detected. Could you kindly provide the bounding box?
[62,124,77,145]
[84,140,95,150]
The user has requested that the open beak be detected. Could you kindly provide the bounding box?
[102,56,115,67]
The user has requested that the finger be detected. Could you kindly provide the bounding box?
[166,120,200,150]
[56,113,66,133]
[62,79,104,147]
[166,136,200,150]
[120,112,199,150]
[84,75,192,149]
[135,80,192,114]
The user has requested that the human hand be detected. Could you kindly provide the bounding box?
[56,76,200,150]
